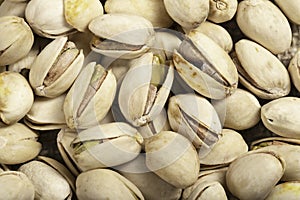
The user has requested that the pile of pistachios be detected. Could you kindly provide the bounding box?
[1,0,300,199]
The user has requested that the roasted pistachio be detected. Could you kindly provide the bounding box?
[0,0,27,17]
[208,0,238,23]
[274,0,300,25]
[288,50,300,92]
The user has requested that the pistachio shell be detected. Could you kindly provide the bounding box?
[184,181,227,200]
[288,50,300,92]
[0,0,27,17]
[274,0,300,25]
[68,31,93,56]
[208,0,237,23]
[266,182,300,200]
[236,0,292,54]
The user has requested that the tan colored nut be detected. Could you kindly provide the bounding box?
[208,0,238,23]
[274,0,300,25]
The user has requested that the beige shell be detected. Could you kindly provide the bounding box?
[0,16,34,66]
[173,32,238,99]
[0,72,34,125]
[236,0,292,54]
[0,0,27,17]
[274,0,300,25]
[76,169,144,200]
[208,0,238,23]
[105,0,173,28]
[68,31,93,56]
[104,58,131,81]
[145,131,200,188]
[234,39,291,99]
[266,181,300,200]
[288,50,300,92]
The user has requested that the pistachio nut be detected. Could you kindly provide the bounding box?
[196,167,228,189]
[0,72,34,125]
[208,0,238,23]
[163,0,209,29]
[288,50,300,92]
[226,151,285,200]
[89,13,155,59]
[0,171,35,200]
[63,62,117,129]
[25,0,76,38]
[0,123,41,164]
[119,52,174,127]
[145,131,200,188]
[261,97,300,139]
[105,0,173,28]
[266,181,300,200]
[19,160,72,200]
[236,0,292,54]
[0,0,27,17]
[274,0,300,25]
[233,39,291,99]
[173,32,238,99]
[29,36,84,98]
[0,16,34,66]
[213,88,261,130]
[167,94,222,157]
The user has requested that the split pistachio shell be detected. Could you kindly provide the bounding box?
[226,151,285,200]
[0,0,27,17]
[266,182,300,200]
[0,72,34,125]
[163,0,209,29]
[0,123,41,164]
[145,131,200,188]
[261,97,300,139]
[89,13,155,59]
[213,88,261,130]
[208,0,238,23]
[236,0,292,54]
[63,62,117,129]
[0,171,35,200]
[119,52,174,127]
[173,32,238,99]
[25,0,76,38]
[19,160,72,200]
[274,0,300,25]
[105,0,173,28]
[288,50,300,92]
[234,39,291,99]
[167,94,222,157]
[0,16,34,66]
[76,169,145,200]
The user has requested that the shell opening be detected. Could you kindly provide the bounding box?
[91,36,144,51]
[72,138,111,155]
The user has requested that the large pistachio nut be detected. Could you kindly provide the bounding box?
[261,97,300,139]
[0,72,34,125]
[0,0,27,17]
[0,123,41,164]
[208,0,238,23]
[274,0,300,25]
[163,0,209,29]
[19,160,72,200]
[233,39,291,99]
[173,32,238,99]
[25,0,76,38]
[226,151,285,200]
[63,62,117,129]
[76,168,145,200]
[0,16,34,66]
[105,0,173,28]
[89,13,155,59]
[70,122,143,171]
[29,37,84,98]
[213,88,261,130]
[119,52,174,127]
[266,181,300,200]
[0,171,35,200]
[167,94,222,157]
[288,50,300,92]
[236,0,292,54]
[145,131,200,188]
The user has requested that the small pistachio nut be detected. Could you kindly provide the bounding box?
[163,0,209,29]
[213,88,261,130]
[288,50,300,92]
[118,52,174,127]
[266,181,300,200]
[19,160,72,200]
[29,37,84,98]
[25,0,76,38]
[0,16,34,66]
[274,0,300,25]
[0,72,34,125]
[63,62,117,129]
[236,0,292,54]
[0,171,35,200]
[226,151,285,200]
[0,123,41,165]
[261,97,300,139]
[145,131,200,188]
[105,0,173,28]
[0,0,27,18]
[233,39,291,99]
[64,0,103,32]
[76,168,145,200]
[173,32,238,99]
[89,13,155,59]
[208,0,237,23]
[167,94,222,158]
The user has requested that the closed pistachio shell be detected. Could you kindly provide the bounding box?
[288,50,300,92]
[0,0,27,17]
[236,0,292,54]
[208,0,238,23]
[274,0,300,25]
[266,182,300,200]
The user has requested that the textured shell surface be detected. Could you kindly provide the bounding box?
[208,0,238,23]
